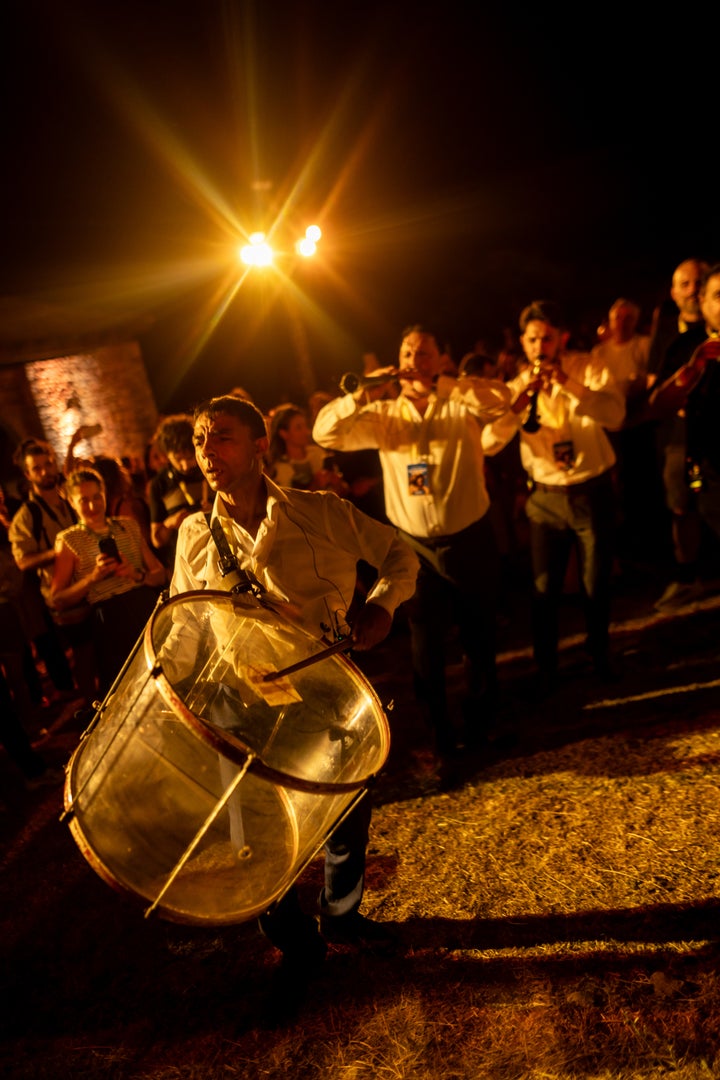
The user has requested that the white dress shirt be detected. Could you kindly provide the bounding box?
[482,353,626,487]
[171,476,418,642]
[591,335,650,398]
[312,377,511,538]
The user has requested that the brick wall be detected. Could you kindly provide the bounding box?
[0,341,159,488]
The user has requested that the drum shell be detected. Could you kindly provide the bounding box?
[64,591,389,925]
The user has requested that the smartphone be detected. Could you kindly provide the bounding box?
[98,536,121,561]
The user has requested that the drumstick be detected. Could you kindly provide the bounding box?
[261,636,354,682]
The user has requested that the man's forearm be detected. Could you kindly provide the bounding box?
[312,395,378,452]
[14,547,54,573]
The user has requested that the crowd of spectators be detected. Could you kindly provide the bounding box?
[3,256,720,796]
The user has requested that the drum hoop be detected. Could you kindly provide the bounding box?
[143,590,390,796]
[62,755,303,927]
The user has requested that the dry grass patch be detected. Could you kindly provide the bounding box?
[3,700,720,1079]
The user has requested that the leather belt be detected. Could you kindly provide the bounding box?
[533,472,610,495]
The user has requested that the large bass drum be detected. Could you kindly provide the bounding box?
[63,590,390,926]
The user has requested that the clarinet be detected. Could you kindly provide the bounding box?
[522,355,545,433]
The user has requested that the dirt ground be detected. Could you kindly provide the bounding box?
[2,562,720,1078]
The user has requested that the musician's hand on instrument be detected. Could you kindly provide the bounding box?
[546,361,568,387]
[370,364,400,381]
[532,359,564,389]
[511,384,537,415]
[352,366,398,403]
[350,602,392,651]
[685,338,720,380]
[668,343,717,393]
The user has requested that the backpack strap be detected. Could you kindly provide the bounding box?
[30,494,77,545]
[27,500,47,546]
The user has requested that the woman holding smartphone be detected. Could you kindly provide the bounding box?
[51,468,166,696]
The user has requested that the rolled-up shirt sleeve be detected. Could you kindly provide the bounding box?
[481,406,523,455]
[312,395,382,452]
[170,487,418,642]
[321,494,419,617]
[564,355,626,431]
[436,375,512,426]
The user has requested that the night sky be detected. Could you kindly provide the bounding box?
[2,1,716,412]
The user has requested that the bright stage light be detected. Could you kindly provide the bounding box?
[239,232,273,267]
[295,224,322,257]
[237,224,322,267]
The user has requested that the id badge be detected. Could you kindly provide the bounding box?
[407,462,430,495]
[552,440,575,470]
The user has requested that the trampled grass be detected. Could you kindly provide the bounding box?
[2,600,720,1079]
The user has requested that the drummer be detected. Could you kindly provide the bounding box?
[171,394,419,1022]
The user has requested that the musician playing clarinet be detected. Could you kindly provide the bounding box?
[171,395,418,1023]
[313,324,513,764]
[645,259,718,612]
[483,301,625,695]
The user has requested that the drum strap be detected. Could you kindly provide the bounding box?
[206,514,266,597]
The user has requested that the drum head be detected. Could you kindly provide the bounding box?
[147,591,390,794]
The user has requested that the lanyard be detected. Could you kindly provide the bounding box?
[401,394,438,459]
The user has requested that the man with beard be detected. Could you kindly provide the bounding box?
[9,438,77,696]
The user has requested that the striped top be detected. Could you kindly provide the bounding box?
[57,517,144,606]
